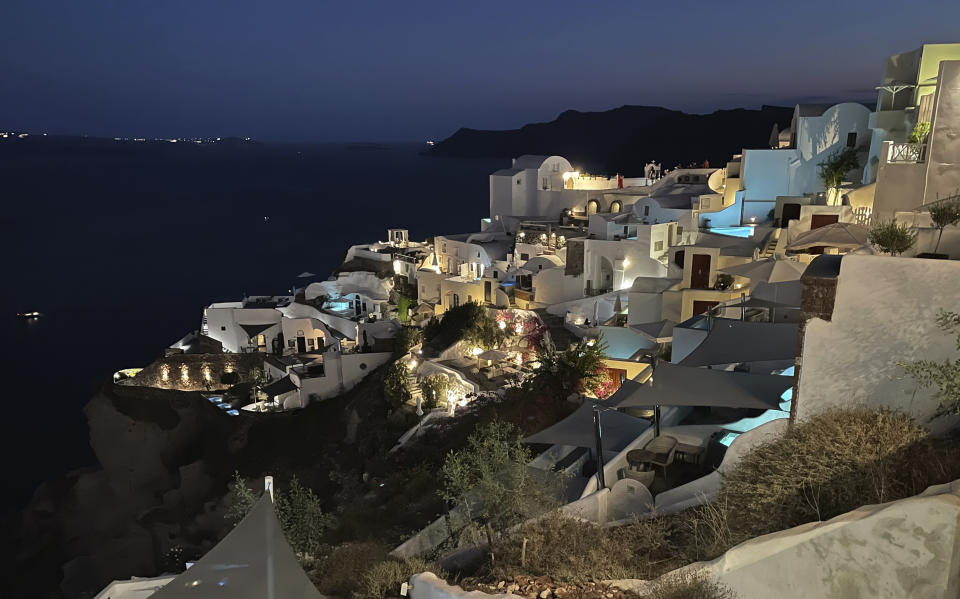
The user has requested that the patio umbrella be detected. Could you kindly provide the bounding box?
[720,258,807,283]
[477,349,509,362]
[786,222,868,252]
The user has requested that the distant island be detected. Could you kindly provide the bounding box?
[427,104,796,174]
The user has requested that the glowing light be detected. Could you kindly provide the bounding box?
[735,283,743,289]
[472,347,483,356]
[161,365,170,382]
[623,258,630,267]
[393,259,402,274]
[498,321,507,330]
[202,365,212,382]
[409,359,418,369]
[587,339,595,347]
[514,322,523,334]
[562,171,581,181]
[180,364,190,383]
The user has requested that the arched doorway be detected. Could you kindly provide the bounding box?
[587,199,600,215]
[609,200,622,213]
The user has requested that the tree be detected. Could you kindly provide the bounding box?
[927,195,960,254]
[419,374,450,409]
[423,302,505,352]
[227,472,336,559]
[396,294,414,323]
[393,326,423,357]
[530,336,609,399]
[900,310,960,416]
[439,420,563,563]
[868,220,917,256]
[817,148,860,205]
[384,361,412,409]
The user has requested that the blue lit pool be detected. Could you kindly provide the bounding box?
[708,226,755,238]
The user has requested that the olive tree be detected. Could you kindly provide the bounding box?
[868,220,916,256]
[900,310,960,416]
[927,195,960,254]
[817,148,860,205]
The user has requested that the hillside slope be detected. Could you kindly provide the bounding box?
[428,104,795,175]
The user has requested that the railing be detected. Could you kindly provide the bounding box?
[887,142,927,164]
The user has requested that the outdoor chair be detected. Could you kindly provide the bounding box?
[620,467,655,489]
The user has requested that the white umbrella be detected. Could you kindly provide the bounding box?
[787,222,868,252]
[720,258,807,283]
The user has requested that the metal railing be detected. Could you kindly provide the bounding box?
[887,142,927,164]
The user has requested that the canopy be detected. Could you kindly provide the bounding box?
[608,362,791,410]
[262,375,298,397]
[524,400,650,452]
[725,280,802,310]
[786,222,868,251]
[678,320,798,366]
[297,271,317,278]
[720,258,807,283]
[240,322,278,338]
[151,493,324,599]
[477,349,509,362]
[630,319,676,343]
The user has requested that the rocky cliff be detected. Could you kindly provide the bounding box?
[9,385,251,598]
[428,105,795,174]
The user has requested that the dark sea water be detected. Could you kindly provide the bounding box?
[0,139,503,509]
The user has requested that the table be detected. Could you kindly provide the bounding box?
[626,435,678,469]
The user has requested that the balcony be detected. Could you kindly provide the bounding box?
[886,142,927,164]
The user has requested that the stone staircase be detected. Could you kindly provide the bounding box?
[407,370,422,402]
[760,229,781,258]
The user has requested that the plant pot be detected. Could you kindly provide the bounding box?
[916,252,949,260]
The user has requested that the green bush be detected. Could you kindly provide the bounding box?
[423,303,505,352]
[868,220,916,255]
[419,374,450,410]
[384,361,413,409]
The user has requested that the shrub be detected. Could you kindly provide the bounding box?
[529,337,609,399]
[868,220,916,255]
[394,326,423,357]
[440,421,564,563]
[359,557,440,599]
[900,310,960,415]
[419,374,450,410]
[713,408,960,549]
[927,195,960,254]
[226,473,336,559]
[909,121,931,144]
[817,148,860,201]
[423,303,505,352]
[317,542,391,598]
[384,361,413,409]
[492,512,675,582]
[646,572,737,599]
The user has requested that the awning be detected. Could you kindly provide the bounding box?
[240,322,277,338]
[151,493,324,598]
[678,320,798,366]
[786,222,868,251]
[524,400,650,452]
[608,362,791,410]
[262,375,298,397]
[720,258,807,283]
[477,349,509,362]
[630,319,676,343]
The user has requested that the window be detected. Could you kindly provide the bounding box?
[644,206,650,217]
[493,271,498,279]
[655,240,663,251]
[442,243,447,253]
[453,293,460,307]
[467,295,472,303]
[520,253,529,261]
[623,226,629,236]
[516,178,521,185]
[846,132,857,148]
[677,226,683,236]
[307,338,315,347]
[288,339,296,348]
[220,326,226,331]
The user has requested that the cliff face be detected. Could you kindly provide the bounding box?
[11,385,251,598]
[428,105,795,174]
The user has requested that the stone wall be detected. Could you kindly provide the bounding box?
[132,353,264,391]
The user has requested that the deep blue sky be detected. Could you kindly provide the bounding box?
[2,0,959,142]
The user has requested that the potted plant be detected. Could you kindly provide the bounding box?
[917,194,960,259]
[868,220,917,256]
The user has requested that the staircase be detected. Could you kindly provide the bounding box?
[760,229,781,258]
[407,371,422,404]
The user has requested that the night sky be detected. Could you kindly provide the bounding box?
[2,0,959,142]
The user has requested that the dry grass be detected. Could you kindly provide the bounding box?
[645,572,737,599]
[475,408,960,588]
[490,512,678,582]
[359,557,441,599]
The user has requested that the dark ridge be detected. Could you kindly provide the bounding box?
[427,104,795,175]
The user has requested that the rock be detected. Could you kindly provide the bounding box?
[539,589,552,598]
[497,581,505,589]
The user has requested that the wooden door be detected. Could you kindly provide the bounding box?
[811,214,839,229]
[781,203,801,228]
[691,254,711,289]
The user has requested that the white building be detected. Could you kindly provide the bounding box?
[202,297,290,353]
[488,154,650,224]
[738,103,872,221]
[434,232,512,277]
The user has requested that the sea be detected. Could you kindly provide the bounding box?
[0,138,504,510]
